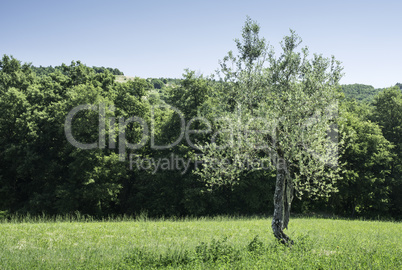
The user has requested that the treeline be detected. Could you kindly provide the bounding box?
[341,84,383,102]
[31,63,124,77]
[341,83,402,103]
[0,55,401,219]
[147,78,181,89]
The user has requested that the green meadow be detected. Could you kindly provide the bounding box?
[0,216,401,269]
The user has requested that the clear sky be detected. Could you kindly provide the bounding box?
[1,0,401,88]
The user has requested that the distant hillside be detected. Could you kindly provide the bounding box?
[341,83,402,102]
[341,84,383,102]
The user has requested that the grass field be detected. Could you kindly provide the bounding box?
[0,216,401,269]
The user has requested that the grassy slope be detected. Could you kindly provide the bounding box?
[0,217,401,269]
[115,75,136,83]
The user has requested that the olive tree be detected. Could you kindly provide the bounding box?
[195,18,343,244]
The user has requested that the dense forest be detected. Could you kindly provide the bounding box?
[1,35,401,220]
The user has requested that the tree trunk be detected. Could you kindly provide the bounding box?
[272,158,294,245]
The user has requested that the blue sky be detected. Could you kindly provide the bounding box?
[1,0,401,88]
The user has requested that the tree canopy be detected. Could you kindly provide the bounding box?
[195,18,343,243]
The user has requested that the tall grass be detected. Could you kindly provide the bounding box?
[0,216,401,269]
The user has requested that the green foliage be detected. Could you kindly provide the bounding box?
[149,78,165,89]
[341,84,382,102]
[371,87,402,155]
[371,87,402,216]
[235,16,267,65]
[0,55,150,216]
[168,70,212,118]
[92,66,124,75]
[197,19,343,200]
[30,65,60,77]
[334,100,394,216]
[31,65,124,77]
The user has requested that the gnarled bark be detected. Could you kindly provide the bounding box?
[272,158,294,245]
